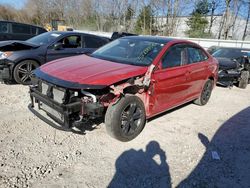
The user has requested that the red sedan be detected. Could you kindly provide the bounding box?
[29,36,218,141]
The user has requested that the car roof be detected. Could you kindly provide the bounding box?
[210,46,250,51]
[49,31,110,39]
[121,35,175,44]
[0,20,46,30]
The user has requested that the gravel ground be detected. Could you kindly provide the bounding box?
[0,83,249,188]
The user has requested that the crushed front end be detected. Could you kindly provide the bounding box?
[29,79,111,130]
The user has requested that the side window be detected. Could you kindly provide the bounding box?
[187,47,208,64]
[162,45,186,69]
[85,36,103,48]
[31,26,37,35]
[58,35,81,48]
[38,28,46,34]
[0,22,8,33]
[12,23,30,34]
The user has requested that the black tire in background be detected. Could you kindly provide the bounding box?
[105,95,146,142]
[194,79,213,106]
[13,60,39,85]
[238,71,249,89]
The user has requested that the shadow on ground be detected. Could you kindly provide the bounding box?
[178,107,250,187]
[108,141,171,188]
[109,107,250,188]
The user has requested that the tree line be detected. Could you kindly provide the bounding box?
[0,0,249,40]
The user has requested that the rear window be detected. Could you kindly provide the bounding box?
[85,36,104,48]
[0,22,8,33]
[12,23,31,34]
[31,26,37,35]
[187,47,208,64]
[38,28,46,34]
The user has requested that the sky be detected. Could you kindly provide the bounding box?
[0,0,27,9]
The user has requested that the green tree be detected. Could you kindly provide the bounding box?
[186,0,210,38]
[135,5,154,34]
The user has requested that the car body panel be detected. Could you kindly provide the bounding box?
[0,21,47,41]
[38,55,148,87]
[29,36,218,134]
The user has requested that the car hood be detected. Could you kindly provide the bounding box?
[216,57,238,70]
[0,40,39,51]
[35,55,148,89]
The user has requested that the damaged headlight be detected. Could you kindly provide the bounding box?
[0,51,13,60]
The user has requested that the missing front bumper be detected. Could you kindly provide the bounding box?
[29,86,81,130]
[29,86,105,131]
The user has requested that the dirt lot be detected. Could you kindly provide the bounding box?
[0,83,249,188]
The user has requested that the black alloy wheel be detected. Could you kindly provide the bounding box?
[13,60,39,85]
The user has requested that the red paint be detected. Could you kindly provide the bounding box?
[39,39,218,119]
[40,55,148,86]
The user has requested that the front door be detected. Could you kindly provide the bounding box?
[149,44,190,115]
[46,35,86,62]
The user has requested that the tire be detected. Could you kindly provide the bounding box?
[13,60,39,85]
[194,79,213,106]
[238,71,249,89]
[105,95,146,142]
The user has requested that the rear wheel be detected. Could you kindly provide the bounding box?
[238,71,249,89]
[194,79,213,106]
[105,95,146,142]
[13,60,39,85]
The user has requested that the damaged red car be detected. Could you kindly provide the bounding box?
[29,36,218,141]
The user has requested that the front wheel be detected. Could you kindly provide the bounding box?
[105,95,146,142]
[13,60,39,85]
[194,79,213,106]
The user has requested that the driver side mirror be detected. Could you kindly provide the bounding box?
[53,42,63,50]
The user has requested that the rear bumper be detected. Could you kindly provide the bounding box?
[29,86,81,130]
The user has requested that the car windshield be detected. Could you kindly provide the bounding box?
[212,48,250,59]
[91,38,165,66]
[26,32,62,45]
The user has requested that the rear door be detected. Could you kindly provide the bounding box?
[186,46,210,97]
[46,34,85,62]
[150,44,190,115]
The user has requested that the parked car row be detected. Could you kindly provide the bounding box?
[0,25,248,141]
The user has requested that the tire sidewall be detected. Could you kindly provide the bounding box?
[13,60,39,85]
[105,95,146,142]
[200,79,213,105]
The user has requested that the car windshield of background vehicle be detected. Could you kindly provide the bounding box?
[91,38,165,66]
[26,32,61,45]
[212,48,244,59]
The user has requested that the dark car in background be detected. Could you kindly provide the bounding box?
[211,47,250,89]
[0,21,47,41]
[0,31,110,85]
